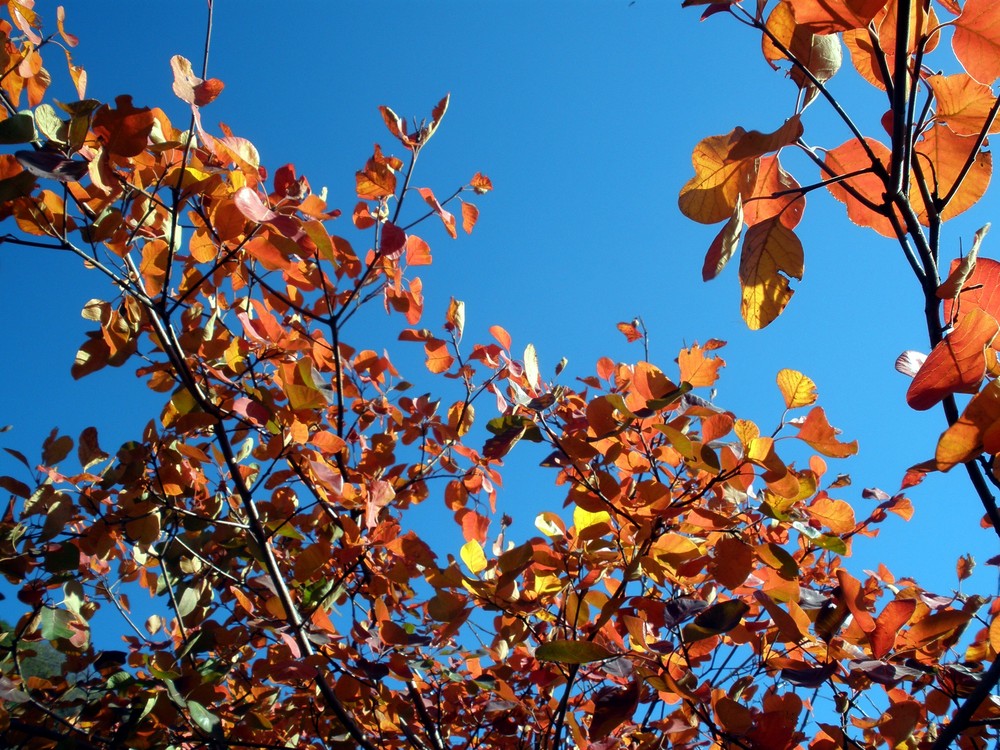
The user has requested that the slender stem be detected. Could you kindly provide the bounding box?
[888,0,913,197]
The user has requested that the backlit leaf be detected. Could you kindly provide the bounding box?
[928,73,1000,136]
[795,407,858,457]
[777,369,817,409]
[678,129,758,225]
[953,0,1000,84]
[935,380,1000,470]
[824,138,897,238]
[914,124,991,222]
[738,218,804,330]
[906,307,999,410]
[792,0,887,33]
[460,539,487,574]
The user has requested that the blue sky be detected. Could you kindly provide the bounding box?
[1,0,997,616]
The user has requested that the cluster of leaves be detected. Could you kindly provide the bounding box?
[680,0,1000,745]
[679,0,1000,494]
[0,2,998,750]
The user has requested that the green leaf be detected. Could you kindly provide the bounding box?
[814,534,848,555]
[188,700,223,738]
[535,639,614,664]
[682,599,749,642]
[33,104,65,142]
[39,607,75,640]
[0,113,36,143]
[44,542,80,572]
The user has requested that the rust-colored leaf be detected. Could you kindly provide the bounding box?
[738,218,804,330]
[906,307,999,410]
[943,257,1000,331]
[678,342,726,387]
[91,95,155,158]
[743,155,804,229]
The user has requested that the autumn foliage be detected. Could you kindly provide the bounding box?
[0,2,1000,749]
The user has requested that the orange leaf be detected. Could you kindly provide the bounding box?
[906,307,999,410]
[943,257,1000,332]
[92,95,155,159]
[877,701,922,749]
[795,407,858,458]
[805,495,856,534]
[738,218,803,330]
[461,201,479,234]
[835,569,875,634]
[914,124,991,222]
[743,155,804,229]
[678,130,758,225]
[935,380,1000,470]
[490,325,511,351]
[824,138,897,238]
[356,160,396,200]
[617,322,643,343]
[870,599,916,659]
[470,172,493,194]
[953,0,1000,84]
[927,73,1000,136]
[678,342,726,387]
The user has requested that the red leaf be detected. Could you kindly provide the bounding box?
[380,221,406,259]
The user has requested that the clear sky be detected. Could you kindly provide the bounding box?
[1,0,996,612]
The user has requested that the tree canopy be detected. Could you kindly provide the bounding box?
[2,1,1000,748]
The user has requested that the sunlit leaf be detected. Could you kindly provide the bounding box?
[738,218,804,330]
[460,539,487,574]
[678,129,758,225]
[935,380,1000,470]
[928,73,1000,136]
[795,407,858,457]
[777,369,817,409]
[914,124,991,222]
[953,0,1000,84]
[906,307,999,410]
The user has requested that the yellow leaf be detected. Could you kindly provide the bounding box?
[739,219,804,330]
[573,506,610,533]
[678,130,758,225]
[460,539,487,575]
[776,369,818,409]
